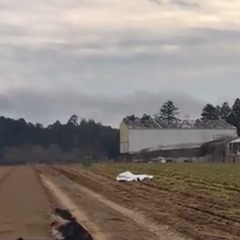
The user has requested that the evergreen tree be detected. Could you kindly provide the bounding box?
[0,115,120,161]
[216,105,221,118]
[141,114,151,121]
[220,102,231,121]
[68,114,79,126]
[228,98,240,135]
[159,101,179,124]
[201,104,219,120]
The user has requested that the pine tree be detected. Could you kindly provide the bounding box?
[216,105,221,118]
[201,104,219,120]
[67,114,79,126]
[159,101,179,124]
[228,98,240,135]
[220,102,231,121]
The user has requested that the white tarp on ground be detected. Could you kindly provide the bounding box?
[116,171,153,182]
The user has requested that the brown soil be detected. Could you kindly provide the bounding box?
[40,174,107,240]
[2,164,233,240]
[50,164,240,240]
[39,166,188,240]
[0,166,52,239]
[0,165,170,240]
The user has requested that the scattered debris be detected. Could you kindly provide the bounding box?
[51,208,94,240]
[123,116,234,129]
[116,171,153,182]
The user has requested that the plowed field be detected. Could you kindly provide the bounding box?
[51,163,240,240]
[1,163,240,240]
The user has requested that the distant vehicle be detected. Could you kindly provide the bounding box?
[149,156,166,163]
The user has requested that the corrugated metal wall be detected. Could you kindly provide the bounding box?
[119,122,129,153]
[128,129,237,153]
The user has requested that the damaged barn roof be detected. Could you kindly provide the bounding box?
[123,116,235,129]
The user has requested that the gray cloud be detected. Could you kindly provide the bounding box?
[1,27,240,107]
[144,0,200,8]
[0,88,204,126]
[0,0,240,126]
[147,0,162,5]
[170,0,200,8]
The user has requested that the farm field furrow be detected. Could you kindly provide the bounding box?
[40,166,174,240]
[54,163,240,240]
[0,163,239,240]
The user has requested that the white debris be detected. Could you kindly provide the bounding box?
[116,171,153,182]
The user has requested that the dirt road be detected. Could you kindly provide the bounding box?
[0,166,52,239]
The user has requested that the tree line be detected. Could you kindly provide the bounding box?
[200,98,240,134]
[127,98,240,135]
[0,115,119,163]
[1,98,240,163]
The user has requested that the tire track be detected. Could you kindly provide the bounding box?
[51,166,188,240]
[40,174,107,240]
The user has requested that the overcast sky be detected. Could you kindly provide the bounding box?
[0,0,240,126]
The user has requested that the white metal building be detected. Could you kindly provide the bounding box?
[120,117,237,154]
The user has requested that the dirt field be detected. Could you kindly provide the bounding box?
[1,163,240,240]
[0,165,185,240]
[0,166,52,239]
[39,166,179,240]
[50,163,240,240]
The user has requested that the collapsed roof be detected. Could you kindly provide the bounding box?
[123,116,235,129]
